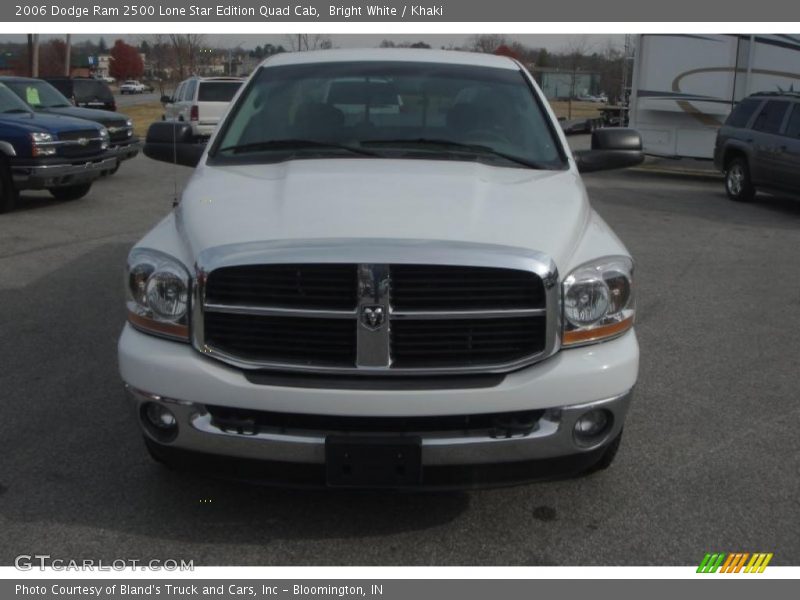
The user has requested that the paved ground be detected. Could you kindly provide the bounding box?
[1,154,799,566]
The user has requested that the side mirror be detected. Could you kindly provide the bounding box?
[160,95,172,104]
[575,128,644,173]
[143,121,206,168]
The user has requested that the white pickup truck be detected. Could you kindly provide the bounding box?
[121,49,643,489]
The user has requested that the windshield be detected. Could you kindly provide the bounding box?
[0,83,34,113]
[198,81,243,102]
[210,61,565,170]
[4,80,72,109]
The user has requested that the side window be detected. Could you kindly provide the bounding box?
[784,105,800,138]
[752,100,790,134]
[174,82,185,102]
[725,98,761,128]
[185,80,198,101]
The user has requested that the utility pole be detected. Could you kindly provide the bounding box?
[31,34,39,77]
[64,34,71,76]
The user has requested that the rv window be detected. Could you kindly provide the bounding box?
[752,100,790,134]
[725,98,761,128]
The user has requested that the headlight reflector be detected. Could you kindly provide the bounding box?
[562,256,634,347]
[30,131,56,156]
[126,249,190,340]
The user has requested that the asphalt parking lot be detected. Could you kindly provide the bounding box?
[1,153,799,566]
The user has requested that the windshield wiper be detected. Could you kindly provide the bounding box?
[3,108,31,114]
[217,139,379,157]
[360,138,549,169]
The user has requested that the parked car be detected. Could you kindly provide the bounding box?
[714,91,800,201]
[120,80,147,94]
[0,83,115,213]
[1,76,140,175]
[127,49,643,489]
[96,76,116,84]
[161,76,244,139]
[45,77,116,111]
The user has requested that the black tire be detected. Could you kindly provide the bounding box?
[725,157,755,202]
[0,157,18,214]
[106,160,121,176]
[585,430,623,474]
[49,182,92,201]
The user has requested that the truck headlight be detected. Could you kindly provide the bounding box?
[126,248,190,341]
[30,132,56,156]
[562,256,634,347]
[99,127,110,150]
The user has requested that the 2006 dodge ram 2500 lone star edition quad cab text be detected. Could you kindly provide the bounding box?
[120,49,644,489]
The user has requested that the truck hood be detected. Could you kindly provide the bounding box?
[41,106,130,126]
[176,158,590,269]
[0,111,105,134]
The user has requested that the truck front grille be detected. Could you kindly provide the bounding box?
[390,316,546,368]
[57,129,104,158]
[205,313,356,367]
[200,262,553,374]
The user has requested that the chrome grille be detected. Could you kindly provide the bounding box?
[195,243,559,375]
[56,129,104,158]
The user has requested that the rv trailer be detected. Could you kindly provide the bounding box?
[629,34,800,159]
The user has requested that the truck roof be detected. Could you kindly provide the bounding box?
[260,48,520,71]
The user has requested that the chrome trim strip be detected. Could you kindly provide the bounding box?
[390,308,547,320]
[356,263,391,368]
[204,303,357,319]
[193,238,560,375]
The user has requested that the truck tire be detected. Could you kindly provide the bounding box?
[49,183,92,201]
[0,157,18,214]
[725,157,755,202]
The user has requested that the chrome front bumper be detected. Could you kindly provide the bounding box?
[112,139,141,161]
[125,383,632,468]
[12,155,118,190]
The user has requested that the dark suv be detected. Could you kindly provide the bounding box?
[44,77,116,111]
[714,92,800,201]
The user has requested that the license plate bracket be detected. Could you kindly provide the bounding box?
[325,436,422,487]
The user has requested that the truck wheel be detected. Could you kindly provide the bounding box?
[725,157,755,202]
[0,158,18,214]
[585,430,623,474]
[49,183,92,201]
[106,160,121,176]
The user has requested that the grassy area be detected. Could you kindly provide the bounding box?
[123,102,164,137]
[548,100,603,120]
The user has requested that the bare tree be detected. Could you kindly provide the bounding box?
[168,34,206,78]
[285,34,332,52]
[467,34,508,54]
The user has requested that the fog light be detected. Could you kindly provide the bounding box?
[146,403,176,429]
[574,409,612,445]
[142,402,178,442]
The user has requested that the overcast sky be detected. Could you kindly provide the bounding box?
[0,34,624,53]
